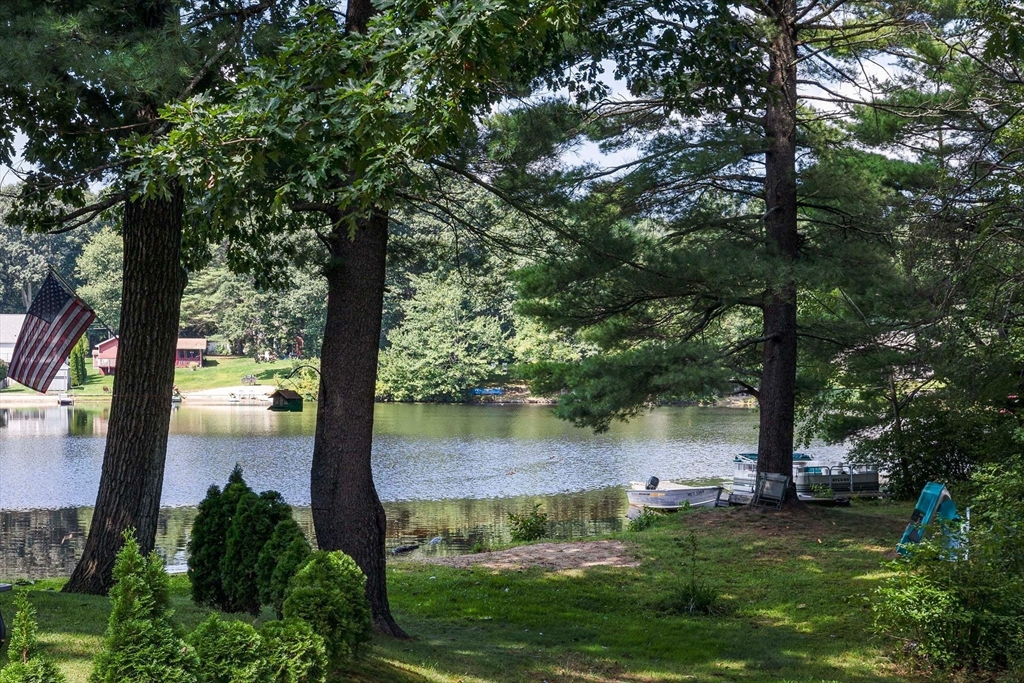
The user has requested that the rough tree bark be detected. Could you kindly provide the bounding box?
[304,0,406,637]
[63,184,187,594]
[311,211,406,637]
[756,0,800,490]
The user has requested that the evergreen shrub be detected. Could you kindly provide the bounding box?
[90,529,196,683]
[507,504,548,542]
[875,458,1024,673]
[221,491,292,615]
[186,615,263,683]
[256,519,311,618]
[258,619,327,683]
[281,551,372,665]
[188,466,251,609]
[0,591,66,683]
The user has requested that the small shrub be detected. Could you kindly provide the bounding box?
[259,619,327,683]
[875,458,1024,673]
[0,591,66,683]
[507,504,548,542]
[627,507,661,532]
[657,531,723,616]
[186,615,263,683]
[659,578,724,616]
[221,490,292,615]
[189,465,251,608]
[282,551,372,666]
[256,519,311,618]
[808,483,833,500]
[90,529,196,683]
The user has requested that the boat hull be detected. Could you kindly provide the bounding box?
[627,485,723,510]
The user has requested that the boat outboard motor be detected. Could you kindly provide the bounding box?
[645,476,660,491]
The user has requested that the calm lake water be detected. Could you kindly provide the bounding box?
[0,403,848,578]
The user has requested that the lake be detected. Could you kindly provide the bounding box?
[0,403,848,578]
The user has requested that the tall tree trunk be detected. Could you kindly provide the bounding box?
[757,0,799,491]
[311,211,406,637]
[63,183,187,594]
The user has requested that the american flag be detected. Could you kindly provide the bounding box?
[8,273,95,393]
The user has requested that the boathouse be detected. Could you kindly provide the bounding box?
[268,389,303,412]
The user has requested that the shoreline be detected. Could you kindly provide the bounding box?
[1,392,756,409]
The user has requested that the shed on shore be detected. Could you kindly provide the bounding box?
[268,389,303,412]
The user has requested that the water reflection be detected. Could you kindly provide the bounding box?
[0,403,848,579]
[0,488,627,579]
[0,404,848,510]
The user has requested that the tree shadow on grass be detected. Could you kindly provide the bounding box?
[377,505,913,683]
[380,567,899,683]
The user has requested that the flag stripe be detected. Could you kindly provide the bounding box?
[27,300,84,389]
[8,274,95,393]
[29,303,89,390]
[23,298,76,389]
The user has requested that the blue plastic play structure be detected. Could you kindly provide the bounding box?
[897,482,961,555]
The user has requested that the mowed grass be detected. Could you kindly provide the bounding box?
[168,356,294,392]
[1,357,296,397]
[0,501,915,682]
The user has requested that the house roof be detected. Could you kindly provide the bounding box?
[270,389,303,400]
[95,337,119,358]
[176,338,207,350]
[0,314,26,345]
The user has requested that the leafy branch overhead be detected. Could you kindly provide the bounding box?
[130,0,590,256]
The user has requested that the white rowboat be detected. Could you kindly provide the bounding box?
[626,481,723,510]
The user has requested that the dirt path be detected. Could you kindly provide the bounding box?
[416,539,640,571]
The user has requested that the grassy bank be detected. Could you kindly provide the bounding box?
[1,501,914,682]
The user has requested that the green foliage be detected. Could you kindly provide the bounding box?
[74,226,123,333]
[256,519,311,619]
[824,400,1015,499]
[626,507,661,532]
[507,504,549,542]
[186,615,263,683]
[90,529,196,683]
[875,459,1024,673]
[377,272,510,402]
[282,552,372,665]
[221,491,292,616]
[68,336,88,388]
[0,360,7,384]
[279,362,320,402]
[0,591,64,683]
[188,466,251,610]
[257,619,327,683]
[0,195,98,315]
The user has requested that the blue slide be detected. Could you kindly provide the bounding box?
[897,482,961,555]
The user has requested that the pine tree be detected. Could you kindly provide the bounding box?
[89,530,195,683]
[221,491,292,616]
[187,465,250,609]
[68,336,88,388]
[0,591,67,683]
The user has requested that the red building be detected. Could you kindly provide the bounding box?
[92,337,207,375]
[175,338,206,368]
[92,337,120,376]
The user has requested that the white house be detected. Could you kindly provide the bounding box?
[0,313,71,392]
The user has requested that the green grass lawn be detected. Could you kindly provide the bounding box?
[0,500,916,682]
[168,356,295,392]
[1,357,296,398]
